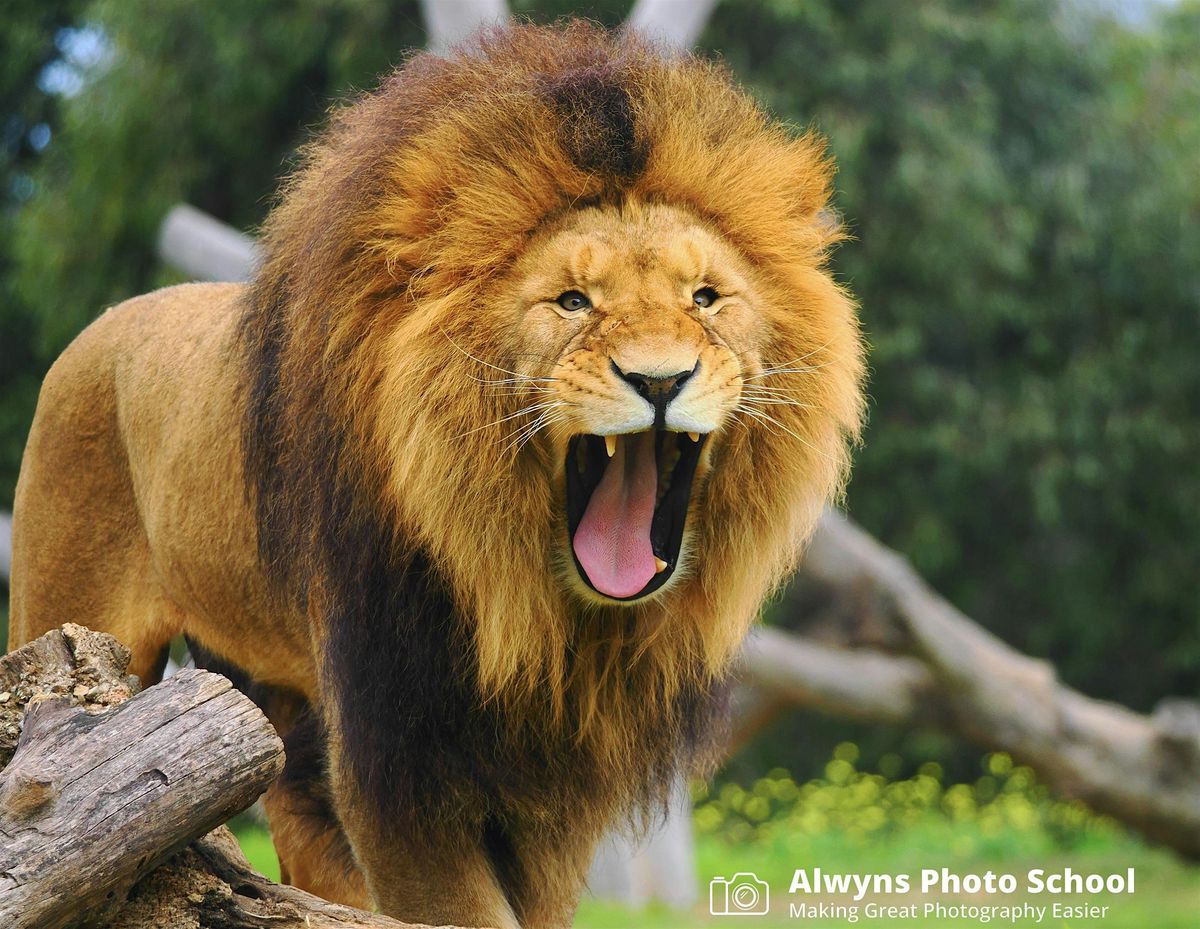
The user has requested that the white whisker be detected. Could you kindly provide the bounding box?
[486,384,555,394]
[500,414,552,453]
[734,405,838,463]
[744,360,836,380]
[758,341,835,372]
[741,381,796,391]
[504,406,568,455]
[453,400,561,440]
[467,373,557,385]
[738,395,816,409]
[741,387,807,397]
[442,328,554,382]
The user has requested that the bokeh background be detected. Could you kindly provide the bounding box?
[2,1,1198,926]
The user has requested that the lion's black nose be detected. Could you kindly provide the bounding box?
[611,360,697,424]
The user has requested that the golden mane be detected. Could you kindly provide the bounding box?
[240,21,864,816]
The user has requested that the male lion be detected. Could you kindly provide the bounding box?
[10,23,864,928]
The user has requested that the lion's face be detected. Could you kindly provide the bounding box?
[501,202,782,603]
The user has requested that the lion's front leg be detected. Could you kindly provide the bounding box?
[260,707,372,909]
[491,818,604,929]
[321,717,520,928]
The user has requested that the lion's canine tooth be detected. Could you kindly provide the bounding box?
[687,431,700,443]
[654,557,668,573]
[604,434,617,458]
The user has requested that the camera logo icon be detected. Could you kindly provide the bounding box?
[709,872,770,916]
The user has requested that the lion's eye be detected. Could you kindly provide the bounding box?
[693,287,720,310]
[556,290,592,313]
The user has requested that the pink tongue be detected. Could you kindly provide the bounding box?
[573,432,658,599]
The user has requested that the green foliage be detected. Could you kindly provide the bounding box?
[705,0,1200,709]
[12,0,425,358]
[227,812,280,883]
[0,0,86,504]
[695,744,1119,860]
[2,0,1198,718]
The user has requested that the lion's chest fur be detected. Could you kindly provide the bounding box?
[319,539,725,833]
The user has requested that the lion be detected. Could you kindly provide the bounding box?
[8,22,864,929]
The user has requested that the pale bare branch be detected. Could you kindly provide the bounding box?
[421,0,509,54]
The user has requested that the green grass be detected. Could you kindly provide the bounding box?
[232,824,1199,928]
[229,813,280,883]
[231,748,1200,928]
[571,841,1200,929]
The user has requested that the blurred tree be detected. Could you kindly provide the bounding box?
[11,0,426,361]
[707,0,1199,711]
[0,0,85,505]
[2,0,1197,722]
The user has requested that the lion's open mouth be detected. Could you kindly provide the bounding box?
[565,430,705,601]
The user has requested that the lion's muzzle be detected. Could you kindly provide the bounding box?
[608,360,697,429]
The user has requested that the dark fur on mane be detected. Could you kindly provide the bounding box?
[539,61,647,178]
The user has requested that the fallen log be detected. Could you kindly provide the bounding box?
[104,827,419,929]
[0,625,425,929]
[0,626,284,928]
[735,510,1200,859]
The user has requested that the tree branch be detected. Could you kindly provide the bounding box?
[737,509,1200,858]
[420,0,508,54]
[1,510,10,584]
[627,0,721,49]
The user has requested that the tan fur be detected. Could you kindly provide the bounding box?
[10,23,865,928]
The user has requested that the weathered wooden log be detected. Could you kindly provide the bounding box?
[0,627,284,929]
[0,625,433,928]
[0,624,141,773]
[103,827,421,929]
